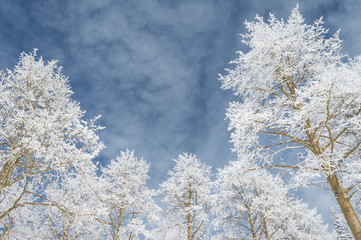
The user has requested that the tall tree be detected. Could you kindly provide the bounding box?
[213,158,332,239]
[220,6,361,239]
[156,153,213,240]
[0,50,104,237]
[98,150,159,240]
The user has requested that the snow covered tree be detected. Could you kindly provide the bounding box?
[156,153,213,240]
[35,164,106,240]
[0,50,104,237]
[9,171,105,240]
[220,6,361,238]
[3,150,159,239]
[332,208,353,240]
[213,158,332,239]
[98,150,159,240]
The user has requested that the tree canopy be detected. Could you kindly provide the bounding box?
[220,6,361,239]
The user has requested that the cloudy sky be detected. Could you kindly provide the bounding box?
[1,0,361,228]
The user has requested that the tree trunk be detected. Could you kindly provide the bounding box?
[304,121,361,239]
[187,213,192,240]
[327,173,361,240]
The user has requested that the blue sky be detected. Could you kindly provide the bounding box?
[1,0,361,228]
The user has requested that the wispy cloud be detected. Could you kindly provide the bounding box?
[21,0,242,184]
